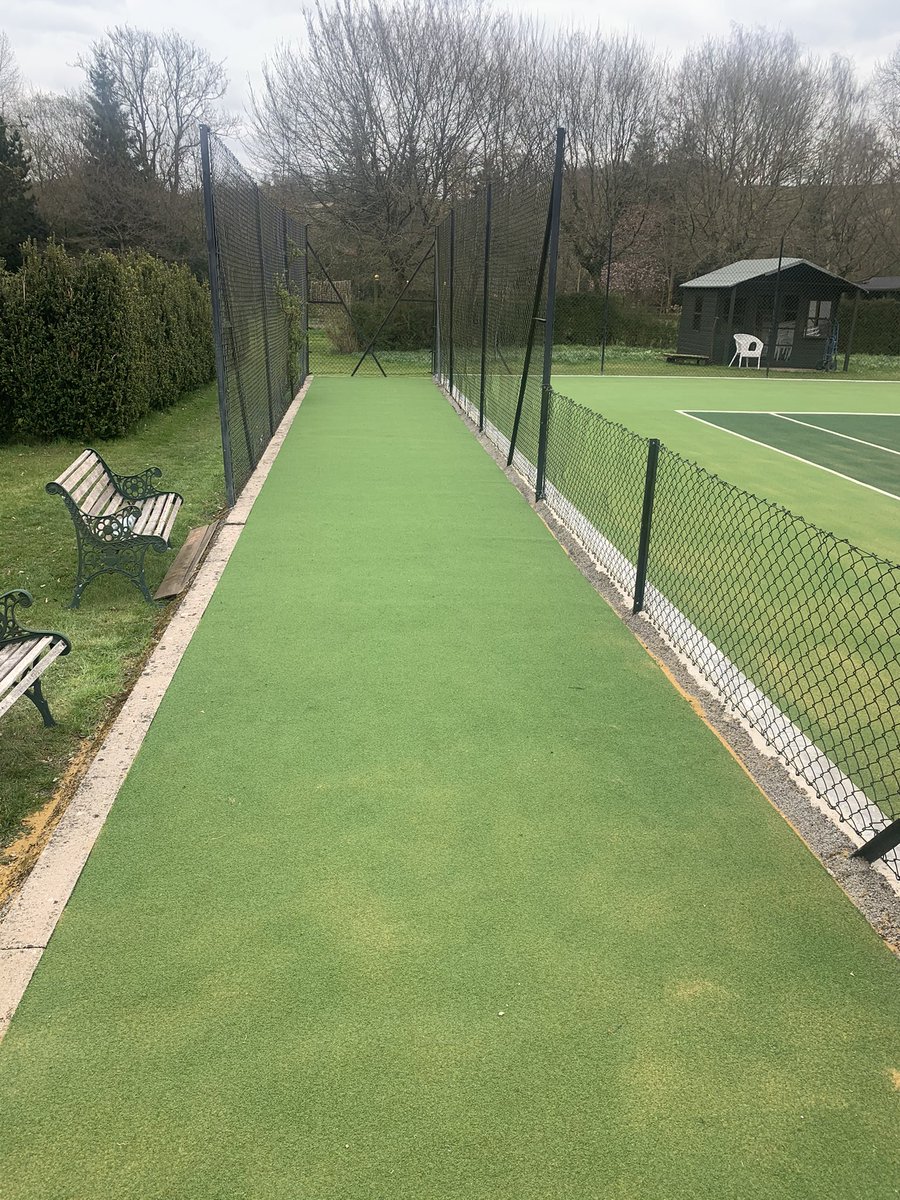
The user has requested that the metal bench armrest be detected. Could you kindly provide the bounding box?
[83,505,145,544]
[0,590,71,653]
[111,465,163,500]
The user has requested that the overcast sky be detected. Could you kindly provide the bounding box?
[6,0,899,117]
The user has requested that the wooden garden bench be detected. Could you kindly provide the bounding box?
[0,590,71,726]
[665,353,710,366]
[47,449,183,608]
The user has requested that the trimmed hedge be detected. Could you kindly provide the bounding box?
[0,242,214,442]
[838,297,900,356]
[553,293,677,348]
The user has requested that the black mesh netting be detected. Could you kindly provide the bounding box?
[203,131,307,501]
[436,163,554,486]
[542,390,900,877]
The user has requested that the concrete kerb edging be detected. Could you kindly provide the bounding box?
[0,378,313,1038]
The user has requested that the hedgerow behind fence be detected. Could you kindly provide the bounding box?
[0,241,214,443]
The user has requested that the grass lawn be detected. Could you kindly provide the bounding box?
[0,383,224,863]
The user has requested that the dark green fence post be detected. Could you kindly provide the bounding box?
[433,232,440,380]
[479,182,493,431]
[766,236,784,378]
[633,439,660,614]
[448,207,456,396]
[199,123,235,508]
[535,126,566,501]
[301,223,310,382]
[254,185,276,436]
[600,227,613,376]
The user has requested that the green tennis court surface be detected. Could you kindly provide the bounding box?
[554,376,900,559]
[1,378,898,1199]
[682,411,900,499]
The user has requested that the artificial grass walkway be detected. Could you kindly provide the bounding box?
[1,377,897,1199]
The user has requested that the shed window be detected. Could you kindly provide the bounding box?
[805,299,831,337]
[691,295,702,330]
[732,297,747,327]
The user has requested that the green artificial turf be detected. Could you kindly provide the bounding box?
[1,378,898,1199]
[553,375,900,561]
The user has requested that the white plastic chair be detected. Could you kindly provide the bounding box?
[730,333,764,368]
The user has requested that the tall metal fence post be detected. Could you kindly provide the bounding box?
[633,439,660,614]
[535,126,566,502]
[301,223,310,382]
[254,184,276,435]
[842,288,860,373]
[281,209,294,393]
[433,233,440,379]
[766,236,785,378]
[479,182,493,432]
[199,123,236,509]
[448,207,456,397]
[600,227,613,376]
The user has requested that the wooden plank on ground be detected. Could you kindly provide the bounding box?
[154,522,219,600]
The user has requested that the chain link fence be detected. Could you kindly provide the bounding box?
[436,132,900,880]
[540,390,900,878]
[554,232,900,381]
[200,126,308,504]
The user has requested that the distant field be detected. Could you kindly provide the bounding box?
[553,375,900,562]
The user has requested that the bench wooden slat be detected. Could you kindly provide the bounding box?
[159,500,181,544]
[0,639,67,720]
[133,494,164,537]
[0,639,43,685]
[78,471,116,515]
[54,449,94,489]
[0,636,55,696]
[67,459,107,506]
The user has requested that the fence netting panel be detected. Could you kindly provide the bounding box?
[203,130,307,501]
[537,391,900,877]
[306,239,435,377]
[436,162,554,485]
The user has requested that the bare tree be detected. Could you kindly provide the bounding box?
[19,91,86,186]
[0,31,22,115]
[251,0,555,274]
[558,30,666,283]
[663,27,831,272]
[82,27,231,192]
[874,43,900,157]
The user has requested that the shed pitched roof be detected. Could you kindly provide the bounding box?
[859,276,900,292]
[681,258,860,291]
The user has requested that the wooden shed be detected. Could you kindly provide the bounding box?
[676,258,865,369]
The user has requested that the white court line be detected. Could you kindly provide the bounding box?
[678,411,900,502]
[773,412,900,456]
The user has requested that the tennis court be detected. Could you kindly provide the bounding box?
[680,410,900,499]
[1,377,898,1200]
[554,376,900,561]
